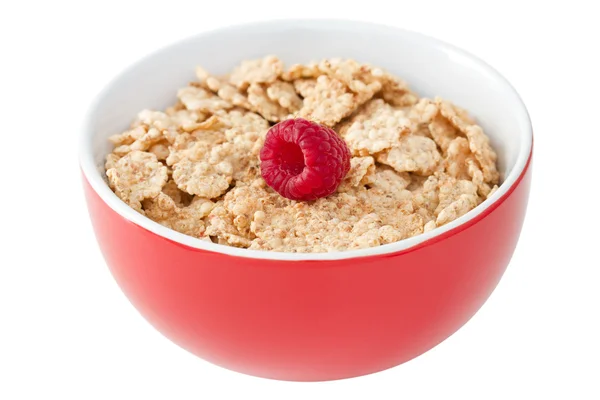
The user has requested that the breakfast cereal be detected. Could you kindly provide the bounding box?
[104,56,501,252]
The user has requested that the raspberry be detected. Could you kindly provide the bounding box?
[260,118,351,201]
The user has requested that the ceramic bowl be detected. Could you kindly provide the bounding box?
[80,19,533,381]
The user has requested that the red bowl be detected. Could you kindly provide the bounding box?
[80,20,533,381]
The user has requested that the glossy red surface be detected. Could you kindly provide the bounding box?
[83,153,532,381]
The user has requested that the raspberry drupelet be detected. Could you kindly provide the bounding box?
[260,118,351,201]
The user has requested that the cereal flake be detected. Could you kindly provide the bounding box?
[298,75,377,127]
[293,78,318,98]
[339,99,411,155]
[247,83,292,122]
[229,56,284,90]
[434,174,479,226]
[106,151,168,212]
[177,86,232,113]
[436,98,499,184]
[377,135,441,175]
[338,156,375,192]
[266,81,303,111]
[143,193,213,238]
[281,63,321,81]
[368,167,412,194]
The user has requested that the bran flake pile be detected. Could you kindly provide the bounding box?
[105,56,500,253]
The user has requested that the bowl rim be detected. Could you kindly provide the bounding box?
[79,18,533,261]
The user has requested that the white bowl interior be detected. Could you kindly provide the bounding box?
[81,20,532,261]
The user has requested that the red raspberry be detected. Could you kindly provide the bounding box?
[260,118,351,201]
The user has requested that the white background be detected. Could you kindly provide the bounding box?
[1,0,598,399]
